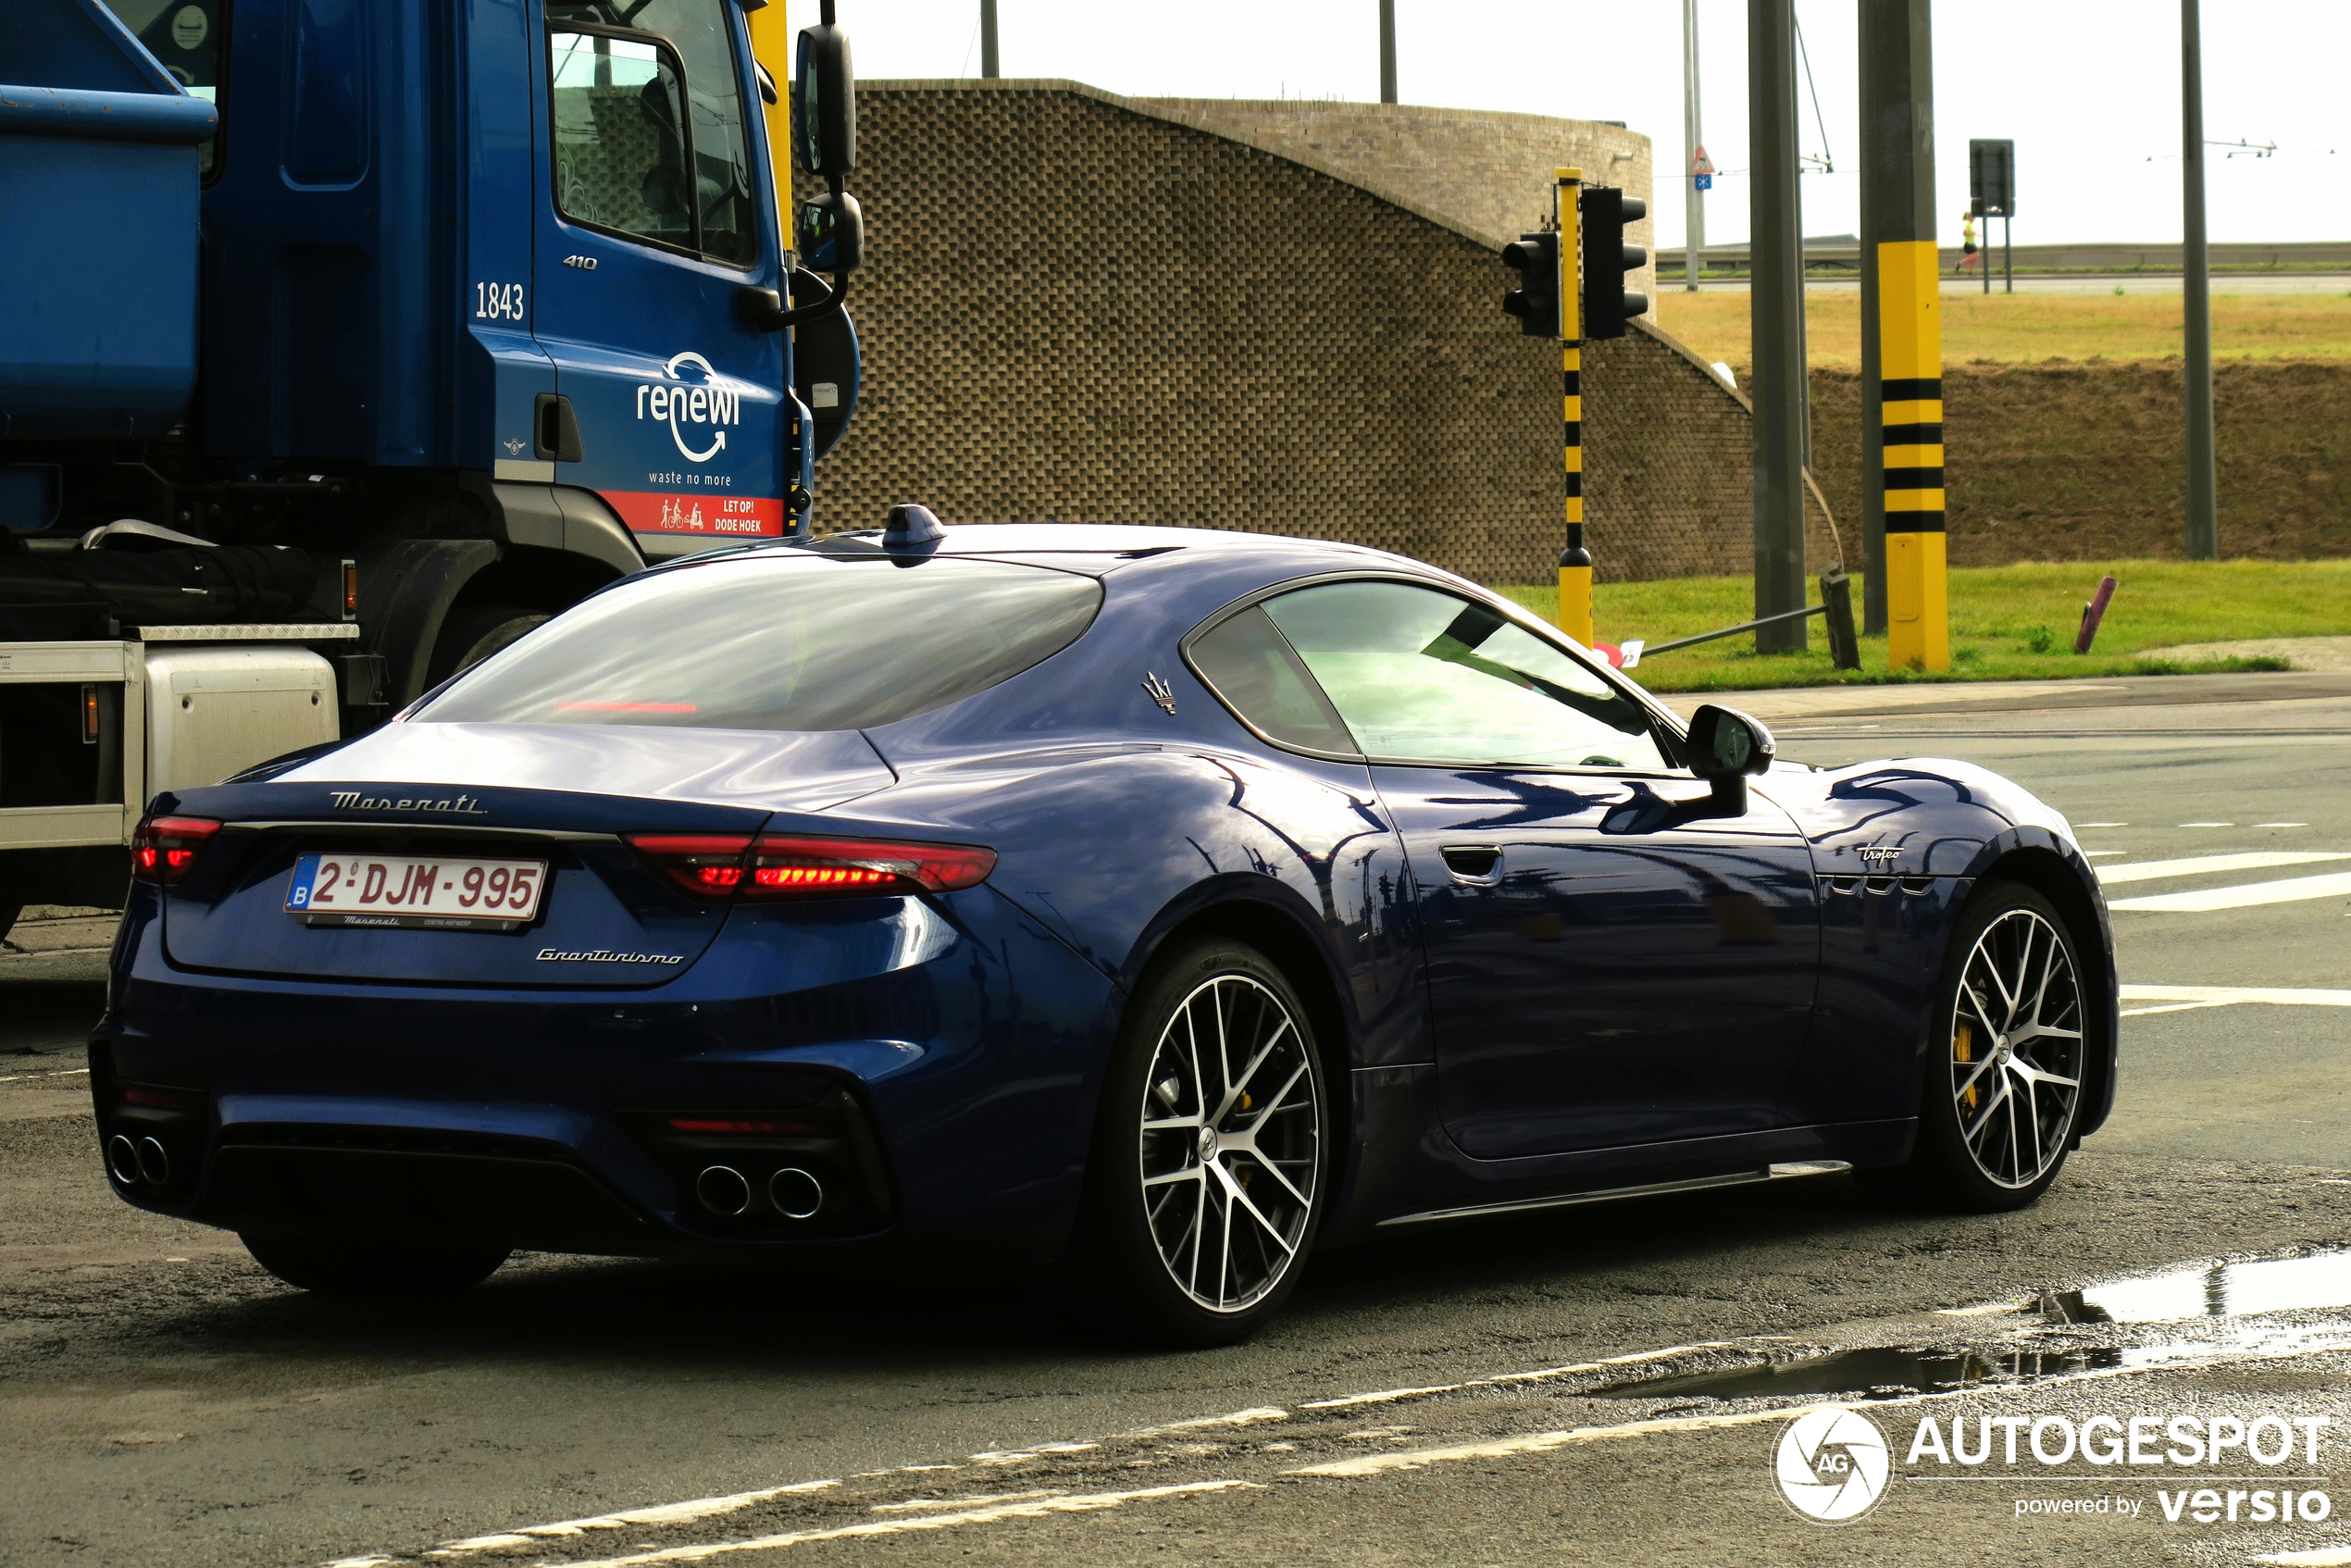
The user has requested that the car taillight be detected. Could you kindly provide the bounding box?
[624,831,995,901]
[130,815,220,883]
[744,834,996,898]
[624,834,756,897]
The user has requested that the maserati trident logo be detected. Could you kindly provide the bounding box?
[1142,673,1176,715]
[330,790,491,815]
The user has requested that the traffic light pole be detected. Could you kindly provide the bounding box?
[2182,0,2220,560]
[1555,167,1592,648]
[1860,0,1948,671]
[1748,0,1807,653]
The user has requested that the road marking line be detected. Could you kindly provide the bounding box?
[2096,852,2351,885]
[0,1066,89,1084]
[2079,822,2129,828]
[2109,870,2351,913]
[969,1443,1098,1466]
[410,1480,840,1558]
[547,1481,1262,1568]
[1287,1405,1822,1476]
[2256,1549,2351,1566]
[871,1490,1066,1513]
[2120,985,2351,1014]
[2084,850,2126,858]
[2257,823,2311,828]
[2181,821,2237,828]
[1126,1406,1287,1438]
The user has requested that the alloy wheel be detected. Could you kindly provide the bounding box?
[1137,974,1321,1313]
[1949,906,2084,1189]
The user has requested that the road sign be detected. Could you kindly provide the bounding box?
[1969,138,2014,217]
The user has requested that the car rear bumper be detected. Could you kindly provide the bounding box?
[93,883,1121,1271]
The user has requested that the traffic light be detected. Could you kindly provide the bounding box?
[1500,231,1561,339]
[1580,187,1648,340]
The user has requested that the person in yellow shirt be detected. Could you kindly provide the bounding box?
[1959,210,1980,273]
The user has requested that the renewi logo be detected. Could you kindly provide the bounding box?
[635,352,743,463]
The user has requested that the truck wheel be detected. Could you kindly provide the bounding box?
[241,1233,510,1298]
[428,605,547,686]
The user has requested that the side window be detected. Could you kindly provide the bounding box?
[1259,581,1672,771]
[546,0,759,268]
[1189,606,1359,754]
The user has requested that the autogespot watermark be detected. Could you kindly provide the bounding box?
[1774,1407,2333,1528]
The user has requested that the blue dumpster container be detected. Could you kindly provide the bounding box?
[1,0,218,440]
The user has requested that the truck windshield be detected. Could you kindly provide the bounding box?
[99,0,228,180]
[415,554,1104,732]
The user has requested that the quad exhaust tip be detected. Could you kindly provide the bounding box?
[136,1137,170,1187]
[106,1134,141,1185]
[695,1165,751,1216]
[768,1167,823,1220]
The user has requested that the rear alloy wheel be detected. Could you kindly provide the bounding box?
[1088,940,1327,1346]
[241,1234,511,1298]
[1881,882,2088,1210]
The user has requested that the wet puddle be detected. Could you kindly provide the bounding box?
[1597,1346,2120,1402]
[1598,1249,2351,1403]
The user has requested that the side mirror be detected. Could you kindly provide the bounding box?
[797,190,864,273]
[793,25,856,180]
[1683,703,1774,815]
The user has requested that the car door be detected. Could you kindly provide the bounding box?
[1252,579,1821,1162]
[532,0,789,553]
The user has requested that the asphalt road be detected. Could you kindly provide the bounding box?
[5,672,2348,1568]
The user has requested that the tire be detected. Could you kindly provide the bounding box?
[427,604,548,687]
[1872,881,2091,1212]
[1082,939,1332,1348]
[242,1233,511,1298]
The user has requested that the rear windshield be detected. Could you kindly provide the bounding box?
[415,554,1102,731]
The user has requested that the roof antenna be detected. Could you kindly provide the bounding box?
[884,503,946,550]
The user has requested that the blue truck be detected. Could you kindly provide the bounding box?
[0,0,864,934]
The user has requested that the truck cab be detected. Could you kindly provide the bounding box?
[0,0,860,930]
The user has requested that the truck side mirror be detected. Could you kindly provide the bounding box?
[797,191,863,273]
[793,25,856,180]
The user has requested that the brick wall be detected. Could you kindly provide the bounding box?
[809,81,1780,586]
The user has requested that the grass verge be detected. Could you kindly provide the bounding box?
[1648,291,2351,372]
[1498,559,2351,693]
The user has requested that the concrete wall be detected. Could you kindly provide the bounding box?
[807,81,1794,585]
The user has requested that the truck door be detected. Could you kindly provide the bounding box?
[532,0,788,554]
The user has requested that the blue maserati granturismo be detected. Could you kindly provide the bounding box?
[96,515,2116,1344]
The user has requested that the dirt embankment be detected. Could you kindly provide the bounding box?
[1804,361,2351,565]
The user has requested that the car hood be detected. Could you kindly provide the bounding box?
[271,722,896,813]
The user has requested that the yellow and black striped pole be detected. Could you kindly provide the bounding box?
[1880,240,1947,671]
[1555,167,1592,648]
[1860,0,1948,672]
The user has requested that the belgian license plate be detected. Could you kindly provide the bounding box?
[286,852,548,930]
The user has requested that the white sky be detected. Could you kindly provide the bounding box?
[808,0,2351,248]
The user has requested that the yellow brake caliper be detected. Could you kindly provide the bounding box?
[1956,1018,1977,1111]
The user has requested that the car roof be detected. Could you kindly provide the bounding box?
[777,521,1400,573]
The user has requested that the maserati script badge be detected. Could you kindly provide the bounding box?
[1858,846,1902,865]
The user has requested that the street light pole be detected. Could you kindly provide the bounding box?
[980,0,1000,79]
[1378,0,1398,105]
[1749,0,1808,653]
[2182,0,2220,559]
[1683,0,1703,292]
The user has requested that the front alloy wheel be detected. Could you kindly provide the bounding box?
[1088,940,1327,1345]
[1875,880,2090,1211]
[1948,902,2086,1190]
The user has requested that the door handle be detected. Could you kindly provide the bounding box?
[1440,844,1501,880]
